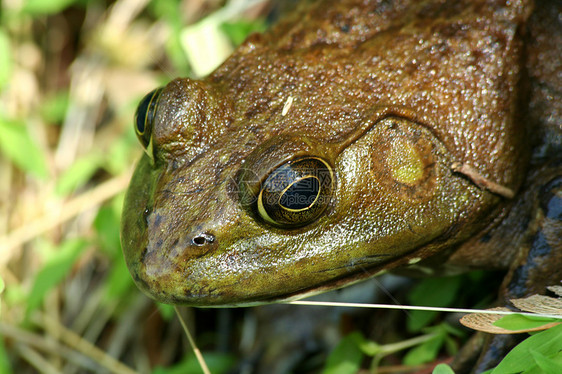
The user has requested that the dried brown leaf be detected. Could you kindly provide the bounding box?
[460,308,523,334]
[460,291,562,334]
[511,294,562,316]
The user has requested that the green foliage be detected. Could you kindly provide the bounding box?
[26,239,89,316]
[404,324,462,366]
[40,90,69,125]
[493,314,560,331]
[0,337,13,374]
[322,332,364,374]
[433,363,455,374]
[151,352,236,374]
[0,275,4,317]
[103,254,135,304]
[355,333,382,356]
[94,202,122,256]
[0,30,12,90]
[93,199,136,302]
[147,0,191,74]
[407,276,462,332]
[322,326,463,372]
[403,327,445,365]
[0,117,48,178]
[3,0,255,372]
[156,303,176,321]
[320,272,495,371]
[491,323,562,373]
[148,0,183,28]
[529,349,562,373]
[221,20,267,46]
[105,131,139,174]
[22,0,80,15]
[55,154,103,195]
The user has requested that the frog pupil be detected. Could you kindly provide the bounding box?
[279,177,320,210]
[255,157,333,228]
[135,92,154,134]
[134,87,162,149]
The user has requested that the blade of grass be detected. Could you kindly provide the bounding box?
[288,300,562,320]
[174,306,211,374]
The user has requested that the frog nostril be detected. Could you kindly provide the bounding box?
[192,232,215,246]
[192,236,206,246]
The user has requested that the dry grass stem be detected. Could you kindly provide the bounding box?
[14,344,60,374]
[0,171,131,259]
[35,312,139,374]
[175,306,211,374]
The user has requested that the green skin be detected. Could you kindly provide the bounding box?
[121,0,561,307]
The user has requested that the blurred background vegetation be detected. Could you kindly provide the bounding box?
[0,1,270,372]
[0,0,511,373]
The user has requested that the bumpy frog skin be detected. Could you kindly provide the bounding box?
[122,0,561,312]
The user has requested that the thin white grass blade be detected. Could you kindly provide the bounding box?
[287,300,562,320]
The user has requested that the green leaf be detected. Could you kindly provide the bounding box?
[408,277,462,306]
[148,0,183,28]
[403,333,444,365]
[0,118,48,178]
[3,282,25,308]
[93,200,135,302]
[529,349,562,373]
[94,202,122,255]
[443,334,460,356]
[147,0,191,73]
[0,275,4,318]
[339,330,381,356]
[151,352,235,374]
[40,90,69,125]
[322,332,364,374]
[433,363,455,374]
[491,323,562,373]
[355,335,382,357]
[23,0,78,15]
[26,239,88,315]
[180,19,232,77]
[493,314,559,331]
[105,133,137,174]
[407,276,462,332]
[441,323,465,338]
[0,30,12,90]
[157,303,176,321]
[103,253,134,302]
[221,20,267,46]
[407,310,439,333]
[55,153,102,195]
[0,337,13,374]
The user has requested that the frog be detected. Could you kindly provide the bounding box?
[121,0,562,371]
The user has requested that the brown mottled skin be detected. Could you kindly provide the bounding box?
[122,0,561,368]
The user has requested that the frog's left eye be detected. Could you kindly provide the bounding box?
[257,157,334,228]
[134,87,163,151]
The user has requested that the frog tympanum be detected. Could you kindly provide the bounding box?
[122,0,561,370]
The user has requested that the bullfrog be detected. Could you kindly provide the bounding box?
[121,0,561,370]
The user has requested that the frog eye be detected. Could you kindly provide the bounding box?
[134,87,163,151]
[257,157,334,227]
